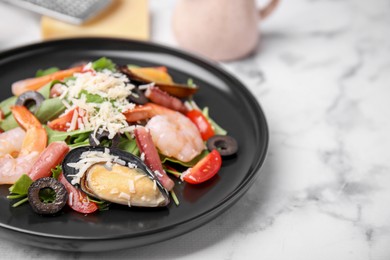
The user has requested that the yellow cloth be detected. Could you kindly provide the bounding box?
[41,0,149,40]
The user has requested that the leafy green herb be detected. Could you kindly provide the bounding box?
[80,90,105,103]
[7,174,33,207]
[51,165,62,179]
[92,57,116,72]
[36,67,59,77]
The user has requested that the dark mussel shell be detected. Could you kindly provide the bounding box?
[118,66,198,98]
[62,146,170,207]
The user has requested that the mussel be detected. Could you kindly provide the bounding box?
[62,146,170,207]
[118,66,198,98]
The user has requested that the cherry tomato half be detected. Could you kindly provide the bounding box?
[186,109,215,141]
[181,150,222,184]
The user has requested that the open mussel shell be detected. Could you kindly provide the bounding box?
[118,66,198,98]
[62,146,170,207]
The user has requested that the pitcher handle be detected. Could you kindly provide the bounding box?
[259,0,280,20]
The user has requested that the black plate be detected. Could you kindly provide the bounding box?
[0,38,268,252]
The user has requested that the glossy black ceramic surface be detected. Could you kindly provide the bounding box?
[0,38,268,251]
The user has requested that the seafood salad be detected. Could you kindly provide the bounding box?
[0,57,238,215]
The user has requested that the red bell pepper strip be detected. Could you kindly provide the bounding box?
[58,173,98,214]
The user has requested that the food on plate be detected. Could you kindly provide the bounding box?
[0,57,237,215]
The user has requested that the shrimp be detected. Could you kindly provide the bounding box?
[0,106,47,184]
[0,127,25,158]
[145,106,204,163]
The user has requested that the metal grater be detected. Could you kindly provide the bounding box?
[0,0,112,24]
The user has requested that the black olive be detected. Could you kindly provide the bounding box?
[15,91,45,114]
[127,87,148,105]
[27,177,68,215]
[89,130,121,147]
[206,135,238,157]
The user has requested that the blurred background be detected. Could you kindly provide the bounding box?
[1,0,390,259]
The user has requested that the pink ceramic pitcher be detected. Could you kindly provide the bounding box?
[172,0,279,61]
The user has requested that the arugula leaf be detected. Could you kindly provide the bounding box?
[118,136,139,155]
[92,57,116,72]
[160,150,209,168]
[45,126,92,144]
[51,165,62,179]
[36,67,59,77]
[202,107,227,135]
[7,174,33,207]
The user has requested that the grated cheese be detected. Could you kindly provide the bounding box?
[60,66,137,139]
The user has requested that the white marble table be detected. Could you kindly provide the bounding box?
[1,0,389,259]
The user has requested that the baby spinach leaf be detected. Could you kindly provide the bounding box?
[92,57,116,72]
[35,98,66,123]
[7,174,33,207]
[160,150,209,168]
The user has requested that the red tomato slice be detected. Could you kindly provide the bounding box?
[186,109,215,141]
[58,173,98,214]
[182,150,222,184]
[47,108,78,132]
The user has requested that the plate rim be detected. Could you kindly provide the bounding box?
[0,37,269,243]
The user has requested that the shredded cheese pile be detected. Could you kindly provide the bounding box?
[60,65,136,139]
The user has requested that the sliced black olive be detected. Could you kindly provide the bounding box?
[27,177,68,215]
[127,87,148,105]
[15,91,45,114]
[206,135,238,157]
[89,130,121,147]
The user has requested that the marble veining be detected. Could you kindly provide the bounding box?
[0,0,389,259]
